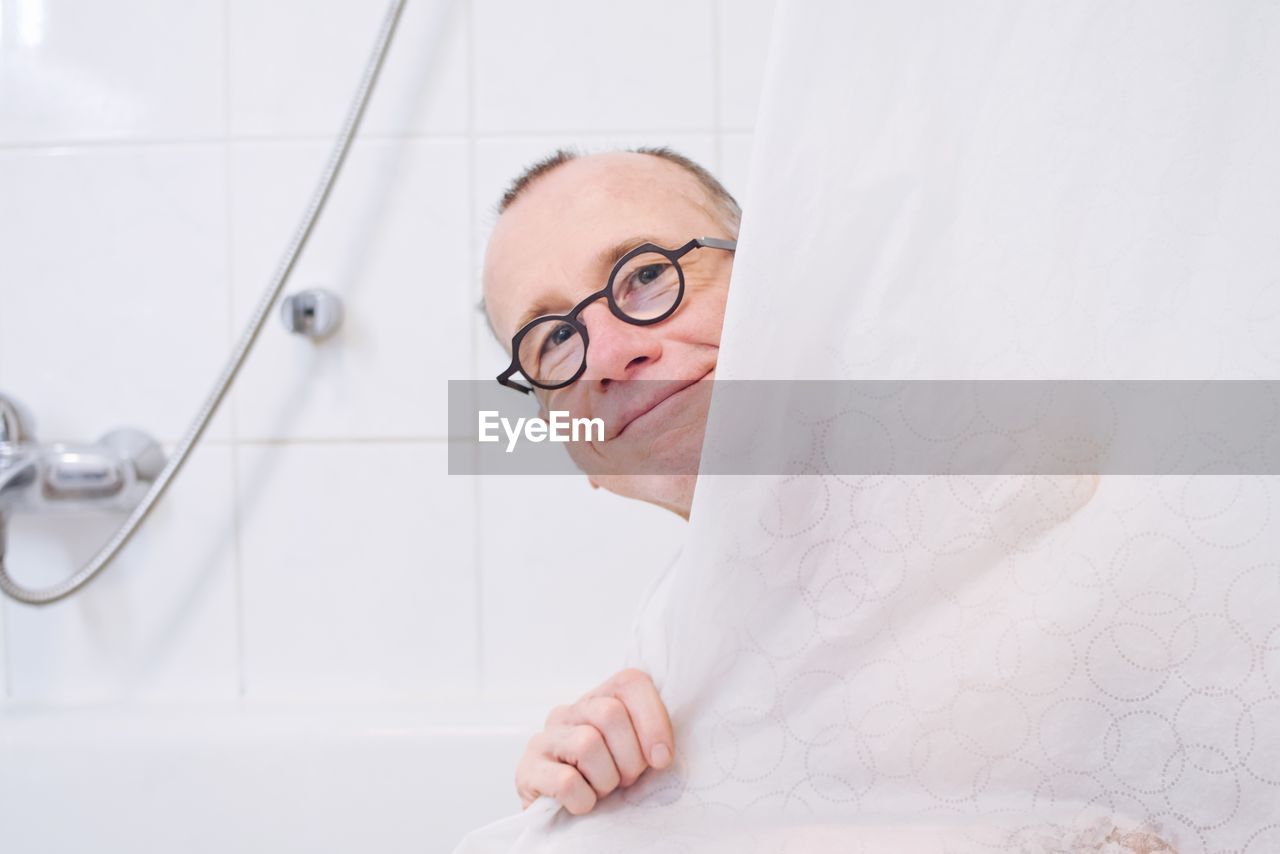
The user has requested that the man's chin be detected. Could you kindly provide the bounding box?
[566,377,711,514]
[575,420,706,478]
[567,418,703,510]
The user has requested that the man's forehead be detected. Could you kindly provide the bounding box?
[491,154,707,253]
[482,154,712,338]
[520,151,701,206]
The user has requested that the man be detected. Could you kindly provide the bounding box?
[481,149,1179,854]
[479,146,740,815]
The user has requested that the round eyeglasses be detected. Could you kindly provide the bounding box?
[497,236,737,394]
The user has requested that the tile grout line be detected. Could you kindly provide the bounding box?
[465,0,485,702]
[1,598,11,701]
[32,436,459,448]
[222,0,249,702]
[0,127,735,153]
[712,0,724,176]
[230,436,457,445]
[0,306,4,699]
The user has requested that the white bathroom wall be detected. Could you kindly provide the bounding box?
[0,0,772,713]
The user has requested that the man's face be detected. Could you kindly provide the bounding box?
[482,153,735,517]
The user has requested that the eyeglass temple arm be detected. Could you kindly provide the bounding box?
[496,368,534,394]
[697,236,737,251]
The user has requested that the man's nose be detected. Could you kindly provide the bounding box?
[577,301,662,385]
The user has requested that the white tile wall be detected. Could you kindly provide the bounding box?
[719,131,757,207]
[0,0,226,145]
[1,443,239,702]
[237,441,475,699]
[227,0,468,138]
[0,0,773,711]
[717,0,778,131]
[0,145,233,444]
[478,473,686,704]
[229,138,471,439]
[0,568,7,697]
[472,0,717,134]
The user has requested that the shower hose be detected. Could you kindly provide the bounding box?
[0,0,408,605]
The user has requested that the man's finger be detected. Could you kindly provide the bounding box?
[559,695,648,787]
[588,668,675,770]
[548,723,622,797]
[524,756,599,816]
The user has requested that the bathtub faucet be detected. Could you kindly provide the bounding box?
[0,394,166,514]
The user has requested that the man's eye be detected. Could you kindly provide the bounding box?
[541,322,576,354]
[634,264,665,286]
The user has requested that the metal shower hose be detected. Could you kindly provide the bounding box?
[0,0,408,605]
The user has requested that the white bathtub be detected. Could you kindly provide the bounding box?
[0,700,544,854]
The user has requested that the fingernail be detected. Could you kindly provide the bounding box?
[651,743,671,768]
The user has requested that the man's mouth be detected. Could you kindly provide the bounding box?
[611,369,715,441]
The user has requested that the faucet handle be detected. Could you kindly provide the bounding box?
[99,428,166,483]
[0,394,35,444]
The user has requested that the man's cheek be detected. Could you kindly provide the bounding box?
[563,436,612,475]
[564,433,645,478]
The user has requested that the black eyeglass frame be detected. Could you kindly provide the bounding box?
[496,236,737,394]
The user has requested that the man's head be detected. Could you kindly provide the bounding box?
[481,147,740,519]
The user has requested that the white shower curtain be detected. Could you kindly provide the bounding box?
[453,1,1280,851]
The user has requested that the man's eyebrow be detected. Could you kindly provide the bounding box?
[512,298,557,335]
[594,234,662,272]
[508,235,663,333]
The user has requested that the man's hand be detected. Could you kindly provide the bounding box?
[515,668,675,815]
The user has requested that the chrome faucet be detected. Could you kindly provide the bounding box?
[0,393,165,515]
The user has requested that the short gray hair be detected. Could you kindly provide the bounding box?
[495,145,742,233]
